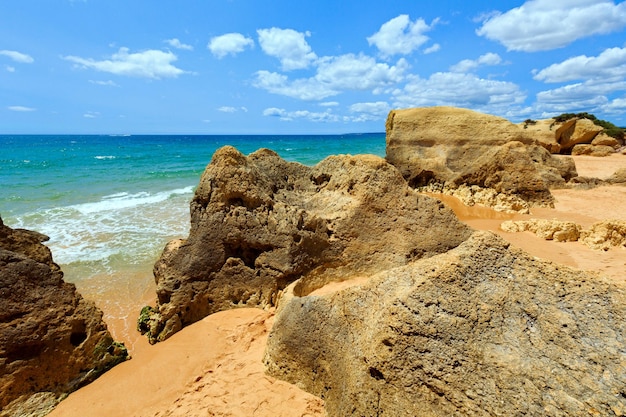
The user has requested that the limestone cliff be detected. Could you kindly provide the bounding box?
[264,231,626,416]
[385,107,577,212]
[141,146,472,343]
[0,217,128,416]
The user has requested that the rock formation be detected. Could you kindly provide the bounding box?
[500,219,581,242]
[500,219,626,250]
[141,146,472,343]
[264,231,626,417]
[0,217,128,416]
[385,107,577,212]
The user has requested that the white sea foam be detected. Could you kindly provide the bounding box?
[11,186,194,272]
[95,155,116,160]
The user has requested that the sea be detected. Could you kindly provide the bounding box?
[0,134,386,346]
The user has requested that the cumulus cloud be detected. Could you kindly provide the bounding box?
[0,50,34,63]
[450,52,503,73]
[477,0,626,52]
[423,44,441,54]
[64,47,186,79]
[535,80,626,114]
[218,106,248,113]
[367,15,438,57]
[393,72,525,110]
[349,101,391,121]
[533,47,626,83]
[257,28,317,70]
[602,97,626,113]
[254,54,408,100]
[208,33,254,58]
[319,101,339,107]
[165,38,193,51]
[262,107,338,122]
[7,105,36,112]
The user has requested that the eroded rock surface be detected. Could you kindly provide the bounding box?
[385,107,577,212]
[264,231,626,417]
[142,146,472,343]
[0,217,128,416]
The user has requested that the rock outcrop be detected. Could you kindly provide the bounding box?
[501,219,626,250]
[264,231,626,417]
[0,217,128,416]
[500,219,581,242]
[141,146,472,343]
[385,107,577,212]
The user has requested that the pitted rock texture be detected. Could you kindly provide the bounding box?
[385,107,577,211]
[143,146,472,343]
[0,217,128,416]
[264,231,626,417]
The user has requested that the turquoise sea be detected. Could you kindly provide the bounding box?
[1,134,385,343]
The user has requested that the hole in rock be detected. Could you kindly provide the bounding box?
[369,367,384,380]
[224,241,273,269]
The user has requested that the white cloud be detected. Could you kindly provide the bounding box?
[533,47,626,83]
[165,38,193,51]
[477,0,626,52]
[393,72,526,111]
[367,15,438,57]
[262,107,339,122]
[208,33,254,58]
[218,106,248,113]
[5,65,15,72]
[89,79,119,86]
[450,52,503,73]
[319,101,339,107]
[254,54,408,100]
[8,105,36,112]
[349,101,391,121]
[257,28,317,70]
[601,97,626,113]
[84,111,100,118]
[423,44,441,54]
[534,79,626,117]
[0,50,34,63]
[64,47,186,79]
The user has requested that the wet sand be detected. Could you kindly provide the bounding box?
[49,154,625,417]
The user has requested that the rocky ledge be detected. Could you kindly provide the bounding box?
[0,217,128,417]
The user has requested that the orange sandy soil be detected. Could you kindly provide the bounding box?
[48,154,625,417]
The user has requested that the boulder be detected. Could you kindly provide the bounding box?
[558,118,604,151]
[0,217,128,415]
[385,107,577,212]
[519,118,562,153]
[592,133,620,148]
[264,231,626,417]
[572,144,615,157]
[607,167,626,184]
[142,146,472,343]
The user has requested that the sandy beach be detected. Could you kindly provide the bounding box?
[48,154,625,417]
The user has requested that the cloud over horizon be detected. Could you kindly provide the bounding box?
[64,47,187,79]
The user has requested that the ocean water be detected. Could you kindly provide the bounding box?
[1,134,386,292]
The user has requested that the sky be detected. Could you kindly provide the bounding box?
[2,0,626,134]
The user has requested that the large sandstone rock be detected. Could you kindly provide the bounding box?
[0,217,128,416]
[264,231,626,417]
[141,146,472,343]
[385,107,577,212]
[559,118,604,151]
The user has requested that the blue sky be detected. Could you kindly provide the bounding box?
[2,0,626,134]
